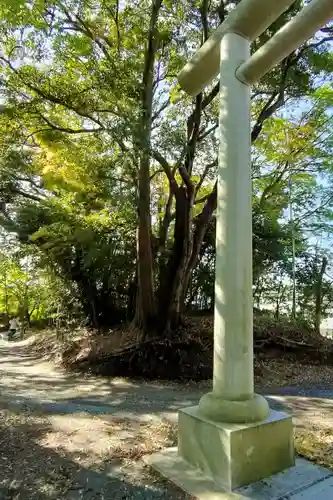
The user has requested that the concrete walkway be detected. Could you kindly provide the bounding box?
[0,340,333,499]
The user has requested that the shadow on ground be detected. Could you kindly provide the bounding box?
[1,342,333,498]
[0,344,206,421]
[0,406,187,500]
[0,343,333,426]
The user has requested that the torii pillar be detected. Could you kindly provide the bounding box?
[146,0,333,496]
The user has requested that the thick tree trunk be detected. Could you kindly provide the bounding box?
[158,187,192,331]
[158,165,216,331]
[139,0,290,338]
[135,0,163,337]
[169,193,195,327]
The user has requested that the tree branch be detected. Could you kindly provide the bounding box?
[251,56,294,142]
[179,165,194,190]
[259,161,289,209]
[151,149,179,192]
[152,98,170,122]
[0,56,106,130]
[200,0,210,43]
[12,188,44,202]
[149,168,163,181]
[159,189,174,248]
[57,1,115,65]
[196,158,218,194]
[198,122,218,142]
[36,113,101,134]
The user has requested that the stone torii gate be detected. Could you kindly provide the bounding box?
[146,0,333,498]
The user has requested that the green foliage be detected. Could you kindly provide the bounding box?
[0,0,332,329]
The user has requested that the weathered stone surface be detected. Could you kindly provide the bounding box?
[145,452,332,500]
[178,406,294,491]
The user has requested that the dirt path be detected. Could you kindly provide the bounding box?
[0,340,206,422]
[0,341,198,500]
[1,340,331,430]
[0,340,332,499]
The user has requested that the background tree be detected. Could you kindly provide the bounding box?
[0,0,332,340]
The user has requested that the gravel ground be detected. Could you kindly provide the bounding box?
[0,405,190,500]
[0,341,192,500]
[1,340,333,499]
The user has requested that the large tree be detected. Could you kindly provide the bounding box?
[0,0,332,335]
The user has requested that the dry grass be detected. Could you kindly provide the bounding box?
[107,420,177,460]
[254,357,333,389]
[1,396,333,499]
[28,326,139,365]
[295,426,333,469]
[0,406,183,499]
[38,414,177,465]
[20,322,333,485]
[27,326,333,390]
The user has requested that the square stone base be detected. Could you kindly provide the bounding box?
[145,451,332,500]
[177,406,295,491]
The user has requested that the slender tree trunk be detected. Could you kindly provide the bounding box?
[314,256,328,334]
[274,280,283,320]
[25,310,31,327]
[4,269,9,324]
[135,0,163,337]
[23,290,31,327]
[179,188,217,312]
[169,188,195,328]
[254,277,263,310]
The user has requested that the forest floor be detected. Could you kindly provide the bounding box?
[26,315,333,383]
[0,334,333,499]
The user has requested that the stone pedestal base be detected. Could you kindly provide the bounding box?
[145,452,332,500]
[178,406,294,491]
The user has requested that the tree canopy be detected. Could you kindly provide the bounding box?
[0,0,332,336]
